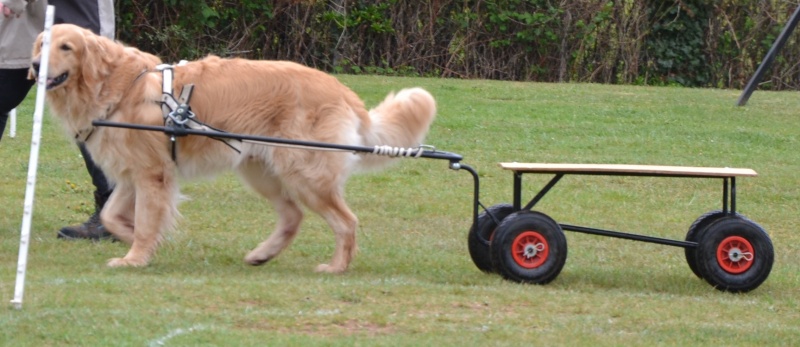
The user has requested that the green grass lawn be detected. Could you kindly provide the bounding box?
[1,76,799,346]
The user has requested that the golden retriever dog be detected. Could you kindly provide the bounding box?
[31,24,436,273]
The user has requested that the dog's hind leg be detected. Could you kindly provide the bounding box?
[243,195,304,266]
[299,189,358,274]
[238,162,305,266]
[274,151,358,273]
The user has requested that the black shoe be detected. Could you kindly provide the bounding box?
[57,212,113,240]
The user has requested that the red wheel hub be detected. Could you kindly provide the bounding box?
[511,231,549,269]
[716,236,754,274]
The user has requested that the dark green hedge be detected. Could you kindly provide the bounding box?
[115,0,800,90]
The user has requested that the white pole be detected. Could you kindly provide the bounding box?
[9,108,15,138]
[12,5,55,310]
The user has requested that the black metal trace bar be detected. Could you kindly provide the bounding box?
[92,120,463,162]
[560,224,697,248]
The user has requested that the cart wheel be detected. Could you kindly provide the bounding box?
[694,216,774,293]
[490,211,567,284]
[467,204,515,273]
[685,210,728,279]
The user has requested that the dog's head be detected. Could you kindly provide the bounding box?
[29,23,116,91]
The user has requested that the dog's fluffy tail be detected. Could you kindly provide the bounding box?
[357,87,436,171]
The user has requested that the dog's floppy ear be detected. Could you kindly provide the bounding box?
[80,30,123,88]
[80,31,109,88]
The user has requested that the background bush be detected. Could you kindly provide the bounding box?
[116,0,800,90]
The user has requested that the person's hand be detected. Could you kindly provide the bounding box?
[1,3,19,18]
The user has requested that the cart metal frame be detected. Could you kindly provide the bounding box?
[501,163,758,249]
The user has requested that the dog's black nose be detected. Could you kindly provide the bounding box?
[31,61,40,75]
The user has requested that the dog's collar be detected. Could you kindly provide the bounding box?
[74,127,95,142]
[73,104,112,142]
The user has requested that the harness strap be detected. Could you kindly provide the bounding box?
[156,62,242,161]
[157,64,182,161]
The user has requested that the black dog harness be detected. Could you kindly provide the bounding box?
[156,62,241,161]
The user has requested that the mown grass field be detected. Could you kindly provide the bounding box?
[1,76,799,346]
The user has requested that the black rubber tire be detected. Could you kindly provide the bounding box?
[490,211,567,284]
[694,216,774,293]
[685,210,728,279]
[467,204,515,273]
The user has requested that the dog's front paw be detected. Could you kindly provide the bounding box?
[315,263,346,274]
[106,257,148,267]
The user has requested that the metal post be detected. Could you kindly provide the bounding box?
[737,5,800,106]
[9,108,16,138]
[12,5,55,310]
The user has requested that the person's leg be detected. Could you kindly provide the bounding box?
[50,0,117,239]
[50,0,101,34]
[57,143,114,239]
[0,69,36,141]
[0,112,7,141]
[50,0,114,38]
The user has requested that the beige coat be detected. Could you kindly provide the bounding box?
[0,0,46,69]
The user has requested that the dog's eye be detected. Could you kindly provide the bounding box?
[60,44,71,51]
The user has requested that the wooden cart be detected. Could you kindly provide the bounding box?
[467,163,774,293]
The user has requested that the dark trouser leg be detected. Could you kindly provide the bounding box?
[79,142,113,204]
[0,69,36,142]
[58,143,114,240]
[0,112,7,141]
